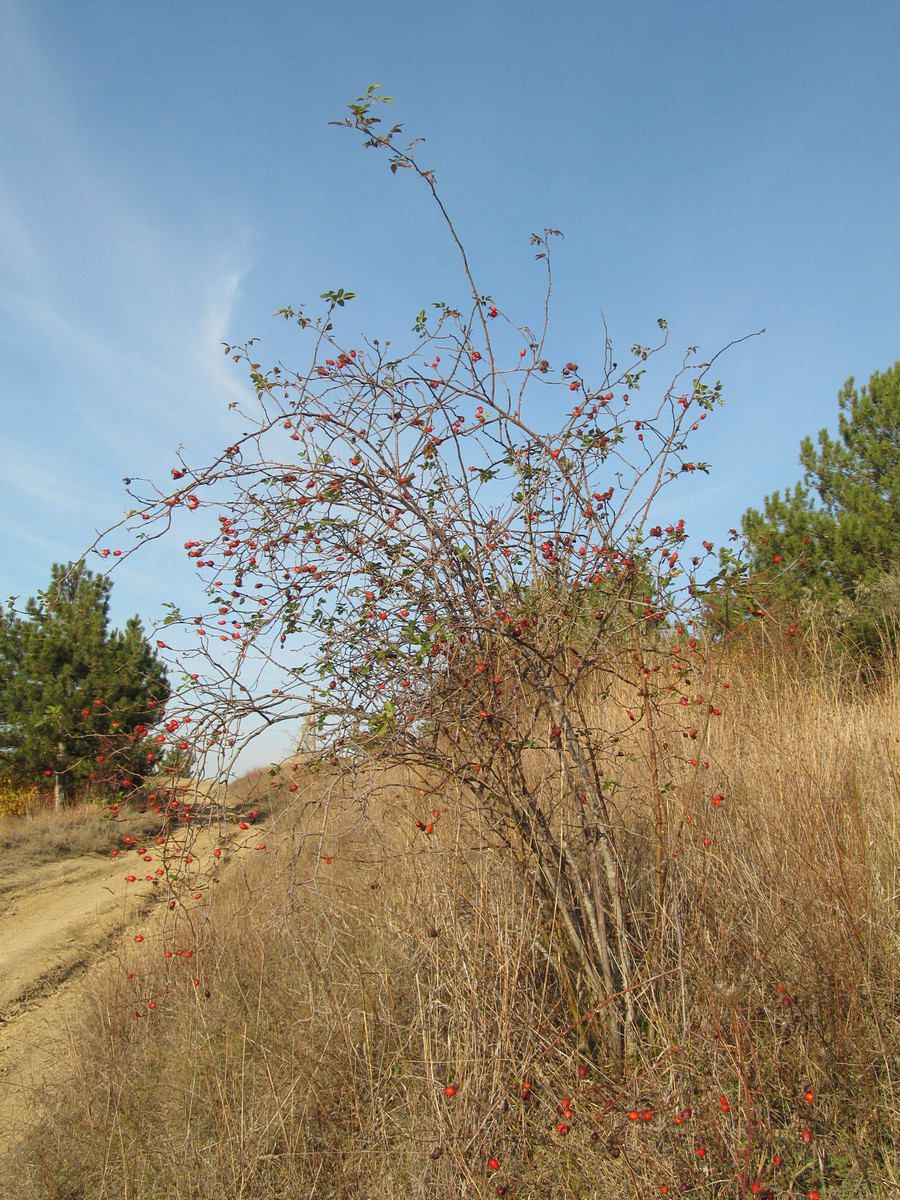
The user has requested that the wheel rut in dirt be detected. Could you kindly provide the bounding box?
[0,855,151,1017]
[0,851,156,1153]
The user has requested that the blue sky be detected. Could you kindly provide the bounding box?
[2,0,898,757]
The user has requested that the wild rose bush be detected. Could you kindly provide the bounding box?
[104,87,748,1058]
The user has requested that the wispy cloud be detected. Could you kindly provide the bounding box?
[0,1,256,605]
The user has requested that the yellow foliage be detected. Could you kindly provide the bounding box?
[0,779,41,817]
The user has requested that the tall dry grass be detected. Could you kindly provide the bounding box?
[4,645,900,1198]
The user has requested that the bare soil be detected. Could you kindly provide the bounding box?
[0,852,154,1150]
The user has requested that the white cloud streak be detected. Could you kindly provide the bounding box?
[0,0,256,609]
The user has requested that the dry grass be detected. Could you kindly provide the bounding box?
[4,648,900,1198]
[0,803,164,865]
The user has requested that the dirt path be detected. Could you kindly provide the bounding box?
[0,853,154,1150]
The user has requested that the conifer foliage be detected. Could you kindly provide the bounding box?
[742,361,900,606]
[0,562,170,807]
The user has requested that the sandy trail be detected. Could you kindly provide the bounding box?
[0,853,154,1150]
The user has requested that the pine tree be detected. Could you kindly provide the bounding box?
[0,563,170,808]
[741,362,900,606]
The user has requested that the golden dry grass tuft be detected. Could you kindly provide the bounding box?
[3,650,900,1198]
